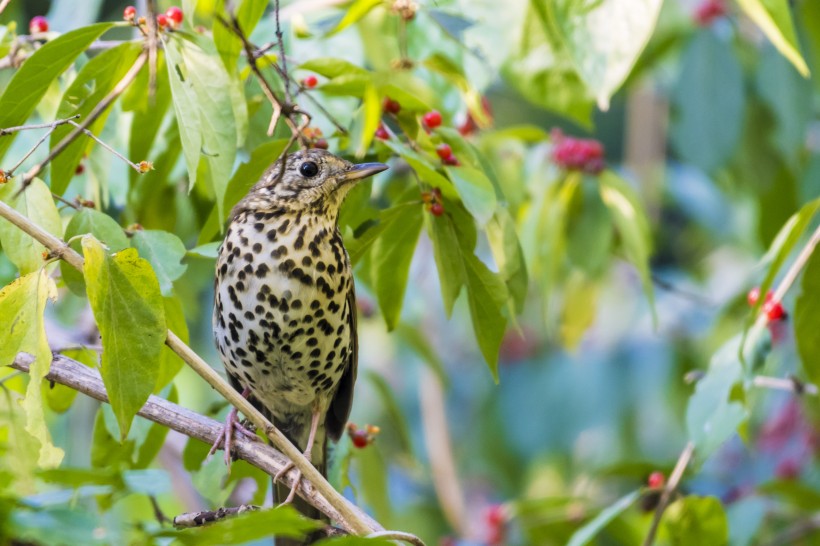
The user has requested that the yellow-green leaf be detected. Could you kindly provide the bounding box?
[0,177,63,274]
[82,236,167,439]
[737,0,809,77]
[0,270,63,467]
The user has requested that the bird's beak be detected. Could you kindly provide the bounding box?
[342,162,389,183]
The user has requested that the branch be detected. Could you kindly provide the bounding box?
[642,441,695,546]
[752,375,818,396]
[0,199,413,541]
[9,352,382,535]
[18,51,148,193]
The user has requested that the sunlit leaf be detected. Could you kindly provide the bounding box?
[130,230,188,296]
[662,496,729,545]
[795,244,820,386]
[0,177,63,275]
[60,208,128,296]
[737,0,809,77]
[328,0,383,36]
[82,236,166,439]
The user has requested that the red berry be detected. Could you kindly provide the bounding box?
[75,163,85,175]
[647,471,665,489]
[435,143,453,160]
[313,138,328,150]
[374,124,389,140]
[694,0,727,26]
[29,16,48,34]
[303,75,318,89]
[764,300,786,322]
[350,429,369,448]
[443,156,460,166]
[383,97,401,114]
[430,202,444,216]
[166,6,183,27]
[124,6,137,21]
[156,14,169,29]
[422,110,442,129]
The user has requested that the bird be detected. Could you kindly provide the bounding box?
[211,149,387,544]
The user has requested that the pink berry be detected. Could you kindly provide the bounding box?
[435,143,453,160]
[422,110,442,129]
[165,6,183,28]
[648,471,665,489]
[124,6,137,21]
[29,16,48,34]
[156,14,169,29]
[303,75,318,89]
[747,287,761,306]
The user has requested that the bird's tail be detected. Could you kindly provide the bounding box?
[274,434,328,546]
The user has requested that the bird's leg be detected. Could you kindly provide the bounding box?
[275,408,322,505]
[207,387,259,472]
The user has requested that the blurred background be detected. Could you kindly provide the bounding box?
[1,0,819,545]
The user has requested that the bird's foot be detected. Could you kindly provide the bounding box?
[207,406,258,472]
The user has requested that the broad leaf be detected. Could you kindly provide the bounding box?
[566,490,641,546]
[463,254,508,379]
[328,0,383,35]
[82,236,167,439]
[0,23,115,161]
[737,0,809,77]
[0,270,63,467]
[0,177,63,274]
[444,166,497,226]
[130,230,188,296]
[662,496,729,545]
[50,42,143,195]
[60,208,129,296]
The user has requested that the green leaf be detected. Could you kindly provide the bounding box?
[82,236,167,439]
[670,31,745,173]
[299,58,369,79]
[357,83,381,157]
[486,209,528,315]
[444,166,497,226]
[662,496,729,545]
[353,443,392,525]
[566,177,613,276]
[50,42,143,195]
[156,297,188,391]
[598,172,655,318]
[560,271,599,350]
[503,2,593,125]
[0,177,63,275]
[60,208,129,296]
[463,254,508,379]
[737,0,809,77]
[371,203,422,330]
[0,270,63,467]
[686,335,748,462]
[328,0,384,36]
[160,506,321,545]
[0,23,115,161]
[130,230,188,296]
[165,33,238,221]
[795,243,820,386]
[214,0,267,73]
[425,209,465,316]
[566,490,641,546]
[554,0,663,110]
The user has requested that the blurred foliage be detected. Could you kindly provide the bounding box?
[0,0,820,545]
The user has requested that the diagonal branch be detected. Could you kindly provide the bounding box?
[0,198,409,541]
[9,351,382,535]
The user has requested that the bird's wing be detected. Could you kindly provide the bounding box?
[325,279,357,442]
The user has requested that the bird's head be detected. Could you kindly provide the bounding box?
[236,149,388,219]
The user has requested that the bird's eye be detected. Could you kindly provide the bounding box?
[299,161,319,178]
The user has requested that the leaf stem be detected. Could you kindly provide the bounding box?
[642,441,695,546]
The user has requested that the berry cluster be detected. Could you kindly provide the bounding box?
[124,5,183,30]
[422,188,444,216]
[346,423,380,449]
[550,128,605,174]
[694,0,727,26]
[747,288,787,322]
[29,16,49,34]
[302,126,328,149]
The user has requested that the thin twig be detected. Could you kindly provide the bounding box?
[146,0,159,102]
[0,0,12,16]
[66,120,145,172]
[17,51,148,194]
[642,442,695,546]
[51,193,80,210]
[752,375,818,396]
[367,530,428,546]
[5,127,57,176]
[9,352,383,535]
[174,505,260,528]
[0,115,80,136]
[274,0,293,105]
[0,200,412,542]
